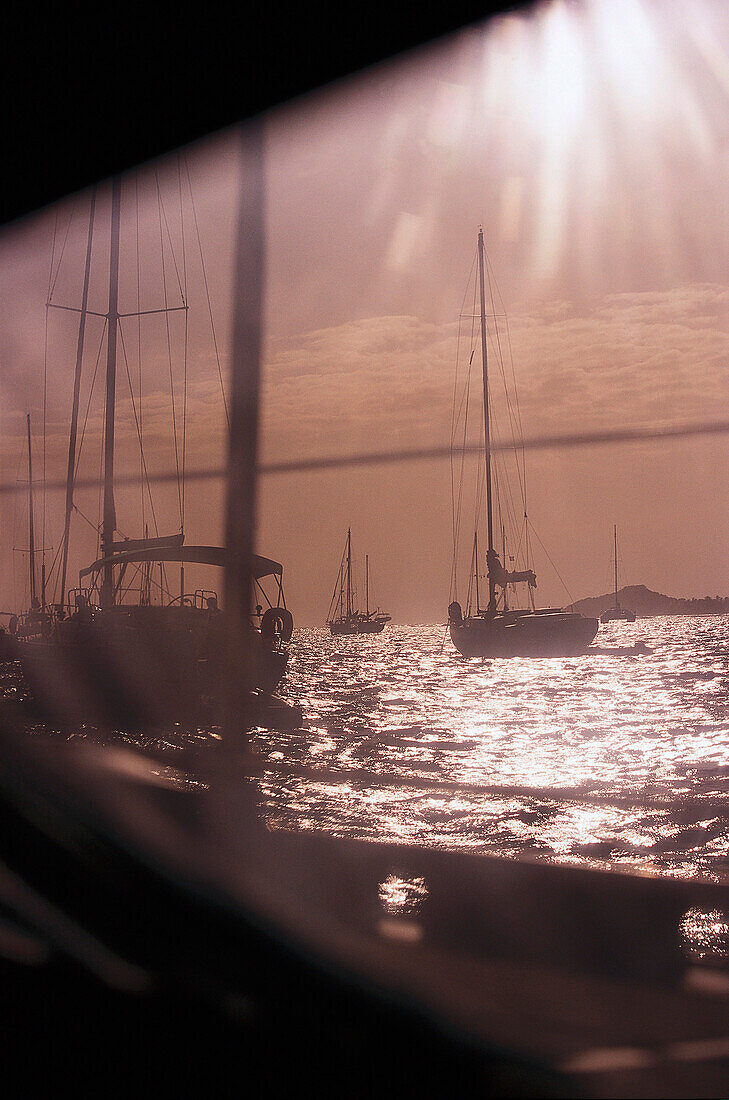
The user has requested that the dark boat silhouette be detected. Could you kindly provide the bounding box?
[601,525,636,623]
[16,177,294,728]
[327,529,391,635]
[448,230,598,658]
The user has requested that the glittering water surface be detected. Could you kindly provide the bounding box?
[257,617,729,880]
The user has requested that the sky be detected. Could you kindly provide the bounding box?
[1,0,729,626]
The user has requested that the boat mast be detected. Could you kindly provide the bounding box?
[365,553,369,618]
[142,524,151,606]
[502,523,509,611]
[338,559,344,620]
[474,529,480,613]
[346,527,352,619]
[613,524,619,610]
[60,188,96,606]
[101,177,121,609]
[477,228,496,611]
[26,415,37,607]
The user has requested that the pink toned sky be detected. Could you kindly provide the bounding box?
[1,0,729,626]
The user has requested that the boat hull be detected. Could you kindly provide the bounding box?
[329,618,389,635]
[18,606,288,728]
[600,608,636,623]
[0,631,18,663]
[449,609,599,658]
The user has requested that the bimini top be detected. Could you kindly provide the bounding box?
[79,545,283,582]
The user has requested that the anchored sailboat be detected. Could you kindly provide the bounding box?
[18,174,294,727]
[448,229,598,658]
[327,529,391,635]
[601,525,636,623]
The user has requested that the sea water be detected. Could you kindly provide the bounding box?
[5,616,729,882]
[258,616,729,882]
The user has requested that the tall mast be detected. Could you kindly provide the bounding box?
[502,523,508,611]
[27,415,37,606]
[474,529,480,613]
[477,228,496,611]
[346,528,352,619]
[101,177,121,608]
[60,187,96,605]
[338,559,344,619]
[365,554,369,618]
[142,524,151,606]
[614,524,619,609]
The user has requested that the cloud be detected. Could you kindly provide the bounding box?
[258,282,729,466]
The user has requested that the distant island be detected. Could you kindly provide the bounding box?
[569,584,729,619]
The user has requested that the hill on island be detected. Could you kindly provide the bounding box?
[568,584,729,619]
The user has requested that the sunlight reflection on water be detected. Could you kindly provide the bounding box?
[257,616,729,879]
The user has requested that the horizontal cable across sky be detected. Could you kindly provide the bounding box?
[1,417,728,495]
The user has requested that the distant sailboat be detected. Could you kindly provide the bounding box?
[600,525,636,623]
[327,529,391,635]
[448,229,598,658]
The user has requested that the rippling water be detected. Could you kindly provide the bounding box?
[259,616,729,881]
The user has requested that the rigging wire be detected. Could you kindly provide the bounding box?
[326,552,345,622]
[10,450,22,611]
[177,155,189,535]
[484,252,536,594]
[117,321,162,538]
[73,321,107,492]
[72,501,102,535]
[450,251,479,603]
[183,154,230,431]
[154,169,184,527]
[43,199,80,598]
[135,175,145,539]
[46,198,78,304]
[483,248,535,586]
[527,517,575,606]
[468,388,486,615]
[485,251,528,508]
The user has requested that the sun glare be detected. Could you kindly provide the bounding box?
[467,0,729,287]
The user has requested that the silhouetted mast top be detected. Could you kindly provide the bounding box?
[346,527,352,619]
[101,177,121,608]
[613,524,619,610]
[60,188,96,605]
[26,414,37,606]
[366,554,369,618]
[477,227,496,611]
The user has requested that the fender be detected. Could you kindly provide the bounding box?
[448,601,463,623]
[260,606,294,644]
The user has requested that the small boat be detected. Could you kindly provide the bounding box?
[448,229,598,658]
[600,525,636,623]
[327,529,391,635]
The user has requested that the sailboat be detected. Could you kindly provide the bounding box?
[17,175,294,728]
[600,525,636,623]
[327,529,391,635]
[448,229,598,658]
